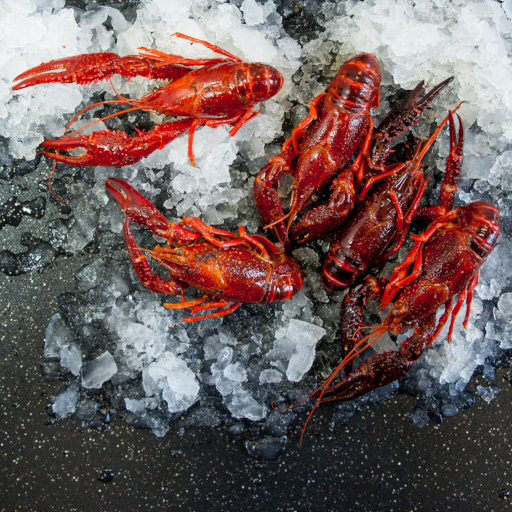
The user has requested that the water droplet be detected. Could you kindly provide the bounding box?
[97,469,114,483]
[499,488,510,500]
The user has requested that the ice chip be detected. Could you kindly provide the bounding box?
[224,388,267,421]
[497,293,512,320]
[286,343,317,382]
[60,343,82,376]
[283,320,326,382]
[146,353,199,413]
[76,259,105,292]
[224,362,248,382]
[259,368,283,384]
[45,313,70,358]
[124,398,146,415]
[241,0,265,25]
[53,382,79,419]
[285,319,326,347]
[82,352,117,389]
[231,26,277,62]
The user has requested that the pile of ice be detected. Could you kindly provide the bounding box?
[2,0,300,226]
[2,0,511,439]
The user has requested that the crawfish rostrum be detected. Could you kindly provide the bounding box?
[13,41,501,439]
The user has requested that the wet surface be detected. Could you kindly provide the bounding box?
[2,0,512,510]
[1,257,512,510]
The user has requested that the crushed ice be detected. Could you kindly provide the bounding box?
[3,0,511,438]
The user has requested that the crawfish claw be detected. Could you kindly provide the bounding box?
[41,135,99,166]
[369,76,454,169]
[106,178,171,234]
[41,131,147,167]
[319,350,412,403]
[12,53,124,90]
[106,178,201,242]
[42,120,194,167]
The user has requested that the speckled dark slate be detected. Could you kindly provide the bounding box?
[2,1,512,510]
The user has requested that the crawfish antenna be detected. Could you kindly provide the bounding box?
[63,79,143,139]
[47,161,66,203]
[295,325,387,446]
[263,210,292,230]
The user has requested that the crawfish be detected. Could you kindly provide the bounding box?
[105,178,303,323]
[13,33,283,168]
[323,108,464,293]
[293,200,500,443]
[254,52,452,249]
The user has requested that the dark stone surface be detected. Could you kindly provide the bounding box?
[2,1,512,510]
[1,258,512,510]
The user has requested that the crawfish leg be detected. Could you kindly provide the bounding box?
[185,107,260,165]
[42,119,194,167]
[172,32,242,62]
[351,116,374,190]
[380,208,461,306]
[321,314,436,403]
[369,77,454,170]
[414,112,464,222]
[12,53,191,90]
[165,299,241,324]
[375,173,429,264]
[253,144,299,249]
[338,277,386,374]
[123,219,187,295]
[284,93,327,155]
[290,168,357,245]
[180,217,247,250]
[106,178,201,243]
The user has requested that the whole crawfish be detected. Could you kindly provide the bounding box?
[105,178,303,323]
[323,108,463,292]
[254,51,452,249]
[13,33,283,168]
[322,200,500,402]
[292,200,500,443]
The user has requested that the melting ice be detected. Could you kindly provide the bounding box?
[2,0,511,438]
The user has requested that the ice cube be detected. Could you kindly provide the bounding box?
[224,388,267,421]
[60,343,82,376]
[52,382,79,419]
[82,352,117,389]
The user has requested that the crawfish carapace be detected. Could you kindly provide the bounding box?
[105,178,303,323]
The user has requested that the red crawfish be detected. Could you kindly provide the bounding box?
[12,33,283,168]
[253,51,452,249]
[105,178,303,323]
[293,200,500,443]
[323,107,464,293]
